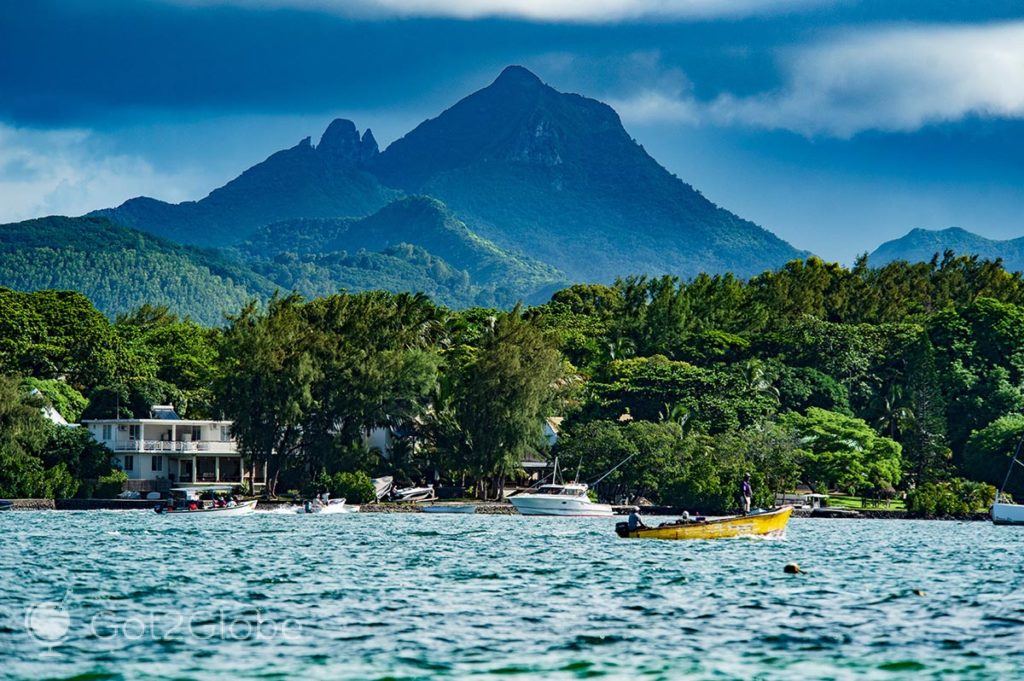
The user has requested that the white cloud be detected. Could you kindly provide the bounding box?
[169,0,828,22]
[0,125,200,224]
[712,21,1024,137]
[609,90,701,124]
[612,21,1024,136]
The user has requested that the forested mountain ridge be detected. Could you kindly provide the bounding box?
[0,215,279,325]
[90,66,806,282]
[93,119,395,246]
[0,202,566,319]
[871,227,1024,272]
[236,196,567,307]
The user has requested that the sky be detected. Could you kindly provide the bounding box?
[1,0,1023,262]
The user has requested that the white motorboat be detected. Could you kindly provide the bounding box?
[371,476,436,503]
[420,503,476,514]
[298,498,360,514]
[156,499,257,516]
[509,482,614,517]
[393,485,436,502]
[992,435,1024,525]
[509,455,632,517]
[155,487,257,516]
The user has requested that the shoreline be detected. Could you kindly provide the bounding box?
[1,498,990,520]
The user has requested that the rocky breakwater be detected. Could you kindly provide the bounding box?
[360,502,517,514]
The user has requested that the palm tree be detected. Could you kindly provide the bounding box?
[741,360,780,402]
[876,384,915,439]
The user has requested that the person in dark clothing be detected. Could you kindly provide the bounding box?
[741,473,752,515]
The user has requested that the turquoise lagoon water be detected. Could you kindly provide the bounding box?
[1,511,1022,679]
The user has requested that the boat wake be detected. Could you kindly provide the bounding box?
[263,502,359,515]
[740,530,787,541]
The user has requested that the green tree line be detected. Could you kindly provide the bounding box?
[1,252,1023,513]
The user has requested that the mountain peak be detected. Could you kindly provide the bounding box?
[317,118,379,165]
[491,65,544,90]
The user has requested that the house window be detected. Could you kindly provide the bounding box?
[220,425,230,442]
[151,455,163,472]
[123,455,134,471]
[102,424,112,440]
[128,425,141,441]
[192,425,202,441]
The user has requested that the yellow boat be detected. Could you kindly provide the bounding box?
[615,506,793,540]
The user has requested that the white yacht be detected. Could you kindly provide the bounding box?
[509,482,614,517]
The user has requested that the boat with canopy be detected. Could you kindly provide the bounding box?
[155,487,257,516]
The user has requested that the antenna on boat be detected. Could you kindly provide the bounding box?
[589,452,638,487]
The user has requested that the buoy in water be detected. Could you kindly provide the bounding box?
[784,563,803,574]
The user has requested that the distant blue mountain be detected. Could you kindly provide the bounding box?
[93,65,806,283]
[870,227,1024,273]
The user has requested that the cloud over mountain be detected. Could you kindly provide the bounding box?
[607,22,1024,137]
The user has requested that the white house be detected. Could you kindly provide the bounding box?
[83,405,264,492]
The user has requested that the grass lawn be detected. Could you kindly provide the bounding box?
[828,494,907,511]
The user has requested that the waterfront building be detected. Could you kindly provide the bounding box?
[82,405,265,493]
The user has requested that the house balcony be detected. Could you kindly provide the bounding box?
[107,440,238,454]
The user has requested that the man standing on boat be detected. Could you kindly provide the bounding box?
[740,474,752,515]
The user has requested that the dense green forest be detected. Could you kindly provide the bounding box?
[0,216,280,325]
[2,253,1023,514]
[0,202,565,322]
[234,196,566,307]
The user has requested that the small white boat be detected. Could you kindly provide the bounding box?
[420,503,476,514]
[992,437,1024,525]
[509,482,614,517]
[371,476,436,503]
[156,499,257,516]
[155,487,256,516]
[298,498,360,514]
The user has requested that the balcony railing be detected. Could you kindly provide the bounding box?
[106,440,238,454]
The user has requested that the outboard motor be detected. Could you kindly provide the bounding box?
[615,521,630,538]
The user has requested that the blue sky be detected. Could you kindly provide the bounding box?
[1,0,1022,261]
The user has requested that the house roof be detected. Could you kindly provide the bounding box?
[82,418,232,426]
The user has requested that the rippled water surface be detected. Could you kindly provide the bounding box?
[1,512,1023,679]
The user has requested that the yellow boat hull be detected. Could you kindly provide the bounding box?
[620,506,793,540]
